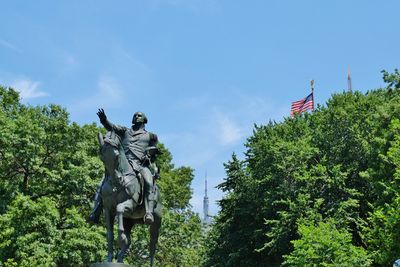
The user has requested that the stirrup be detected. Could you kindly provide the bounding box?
[144,212,154,225]
[87,204,102,224]
[88,212,100,224]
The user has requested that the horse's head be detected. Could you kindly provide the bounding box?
[98,131,125,177]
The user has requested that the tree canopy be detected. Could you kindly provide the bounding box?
[204,69,400,267]
[0,86,205,267]
[3,68,400,267]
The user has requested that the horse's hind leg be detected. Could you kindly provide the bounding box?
[104,208,115,262]
[149,215,161,267]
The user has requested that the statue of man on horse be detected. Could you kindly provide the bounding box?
[88,109,162,265]
[90,109,160,225]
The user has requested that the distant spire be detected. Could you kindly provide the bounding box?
[203,171,210,224]
[205,172,208,198]
[347,66,352,92]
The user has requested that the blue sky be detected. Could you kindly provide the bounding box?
[1,0,399,216]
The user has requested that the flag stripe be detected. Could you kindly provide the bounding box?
[290,92,314,116]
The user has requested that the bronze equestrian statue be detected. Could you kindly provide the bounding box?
[89,109,162,266]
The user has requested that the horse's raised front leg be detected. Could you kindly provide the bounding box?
[116,199,135,263]
[104,208,115,262]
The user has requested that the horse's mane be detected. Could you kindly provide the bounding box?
[103,131,121,148]
[101,131,134,177]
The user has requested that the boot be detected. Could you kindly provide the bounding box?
[88,175,106,224]
[88,196,103,224]
[144,200,155,224]
[144,193,155,225]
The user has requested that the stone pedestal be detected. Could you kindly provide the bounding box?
[90,263,131,267]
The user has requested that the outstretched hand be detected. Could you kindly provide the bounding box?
[97,108,107,122]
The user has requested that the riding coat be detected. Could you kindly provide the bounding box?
[101,119,158,173]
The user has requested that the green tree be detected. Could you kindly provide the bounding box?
[382,69,400,89]
[204,72,400,266]
[0,86,105,266]
[0,86,206,266]
[0,195,59,266]
[366,194,400,266]
[54,207,105,266]
[204,153,268,266]
[283,219,371,267]
[364,118,400,265]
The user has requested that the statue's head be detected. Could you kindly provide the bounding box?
[132,111,148,125]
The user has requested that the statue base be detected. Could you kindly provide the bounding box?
[90,263,131,267]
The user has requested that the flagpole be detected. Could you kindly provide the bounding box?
[311,79,315,110]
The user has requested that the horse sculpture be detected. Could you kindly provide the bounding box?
[98,131,162,266]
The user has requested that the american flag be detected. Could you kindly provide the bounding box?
[290,92,314,116]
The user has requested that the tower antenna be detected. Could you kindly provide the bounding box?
[203,171,210,224]
[347,66,352,92]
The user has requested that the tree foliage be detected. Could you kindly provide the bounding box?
[204,69,400,266]
[0,86,205,266]
[382,68,400,89]
[283,219,371,266]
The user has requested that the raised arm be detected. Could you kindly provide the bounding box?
[97,108,126,134]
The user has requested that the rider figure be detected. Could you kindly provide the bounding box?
[89,109,159,225]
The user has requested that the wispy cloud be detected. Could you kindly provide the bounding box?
[215,112,244,146]
[161,91,289,215]
[65,44,154,123]
[11,79,48,100]
[0,39,22,53]
[70,75,123,113]
[114,46,150,73]
[164,92,284,167]
[97,76,123,103]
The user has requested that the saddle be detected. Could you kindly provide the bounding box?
[122,171,144,206]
